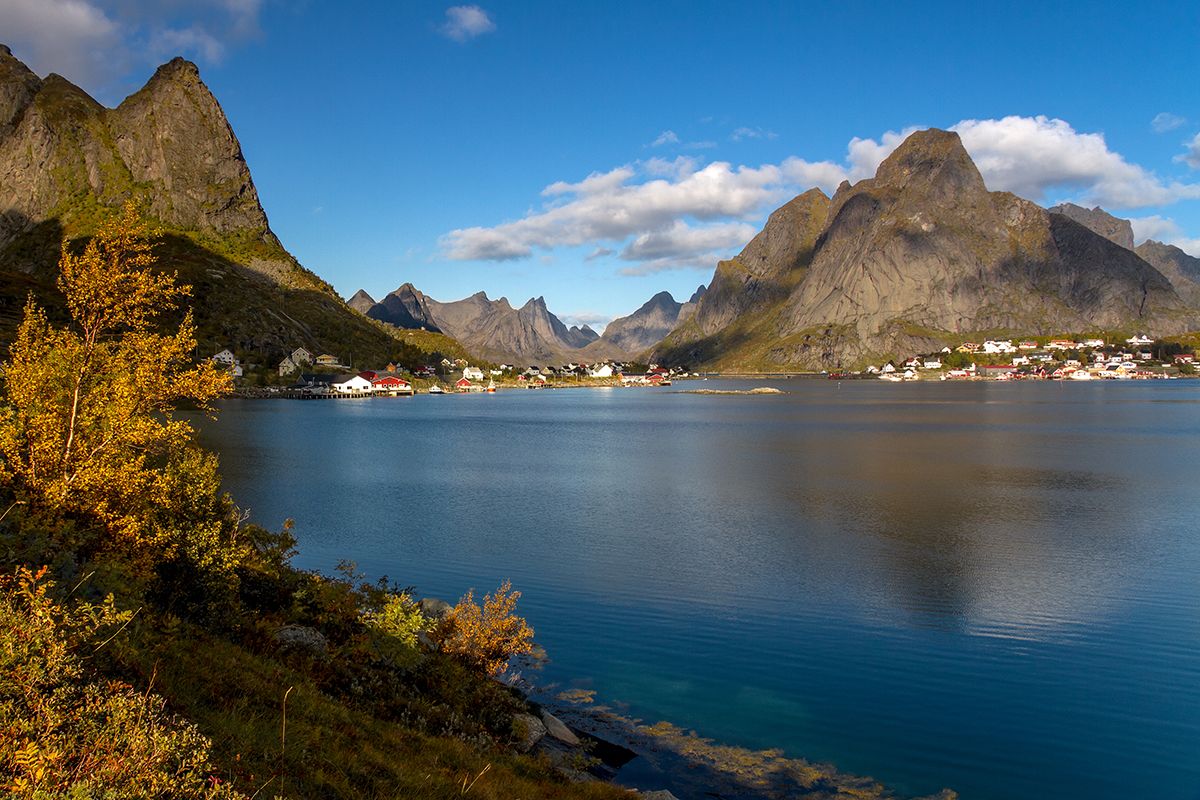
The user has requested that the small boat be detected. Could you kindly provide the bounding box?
[486,380,496,393]
[428,385,445,394]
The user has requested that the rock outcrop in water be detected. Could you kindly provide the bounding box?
[654,129,1196,370]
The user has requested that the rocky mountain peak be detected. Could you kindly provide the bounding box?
[872,128,986,198]
[736,187,831,277]
[687,285,707,304]
[348,289,376,313]
[1048,203,1135,250]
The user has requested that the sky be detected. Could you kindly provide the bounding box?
[2,0,1199,331]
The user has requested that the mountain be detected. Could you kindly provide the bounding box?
[655,129,1196,370]
[0,45,461,366]
[354,283,443,332]
[348,289,377,314]
[1043,204,1200,307]
[1047,203,1135,250]
[419,292,592,363]
[1135,240,1200,306]
[592,287,711,356]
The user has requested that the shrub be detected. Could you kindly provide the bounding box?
[433,580,534,676]
[0,566,243,798]
[365,591,426,649]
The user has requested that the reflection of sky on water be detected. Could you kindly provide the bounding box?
[196,380,1200,800]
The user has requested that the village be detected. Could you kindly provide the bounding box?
[208,346,683,397]
[207,333,1197,397]
[859,334,1197,381]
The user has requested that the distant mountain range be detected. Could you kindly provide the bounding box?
[0,45,461,367]
[1047,203,1200,306]
[652,129,1199,371]
[350,282,707,364]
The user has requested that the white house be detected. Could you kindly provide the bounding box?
[1012,355,1030,366]
[1126,334,1154,346]
[590,364,614,378]
[881,363,897,374]
[212,349,236,365]
[291,347,314,366]
[331,374,372,394]
[1083,339,1106,349]
[278,356,298,376]
[982,339,1016,354]
[229,364,244,378]
[922,357,942,369]
[463,366,485,382]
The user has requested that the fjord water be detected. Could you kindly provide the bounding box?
[198,381,1200,800]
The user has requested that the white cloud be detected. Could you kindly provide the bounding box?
[584,247,614,261]
[561,310,612,330]
[440,5,496,42]
[730,126,778,142]
[1176,133,1200,170]
[951,115,1200,208]
[1130,215,1180,242]
[0,0,124,87]
[620,220,756,262]
[442,115,1200,273]
[1129,215,1200,257]
[152,25,225,63]
[0,0,266,99]
[441,160,789,262]
[651,130,680,147]
[1152,112,1186,133]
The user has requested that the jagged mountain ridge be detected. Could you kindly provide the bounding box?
[0,45,448,366]
[655,129,1196,370]
[352,282,707,363]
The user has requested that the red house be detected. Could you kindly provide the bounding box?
[371,375,412,395]
[455,378,473,393]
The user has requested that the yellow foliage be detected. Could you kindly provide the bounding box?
[434,580,534,676]
[0,202,232,550]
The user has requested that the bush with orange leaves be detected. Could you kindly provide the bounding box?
[432,580,534,676]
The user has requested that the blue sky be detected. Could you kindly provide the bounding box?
[4,1,1199,329]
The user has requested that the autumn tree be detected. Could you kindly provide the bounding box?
[0,203,232,569]
[433,580,534,676]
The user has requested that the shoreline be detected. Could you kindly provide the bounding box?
[503,654,956,800]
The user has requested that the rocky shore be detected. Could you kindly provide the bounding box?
[418,598,955,800]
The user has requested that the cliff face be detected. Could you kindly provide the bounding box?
[655,129,1195,370]
[0,45,436,366]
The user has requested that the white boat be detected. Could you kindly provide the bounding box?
[428,385,445,394]
[1069,370,1094,380]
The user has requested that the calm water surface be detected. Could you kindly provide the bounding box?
[197,380,1200,800]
